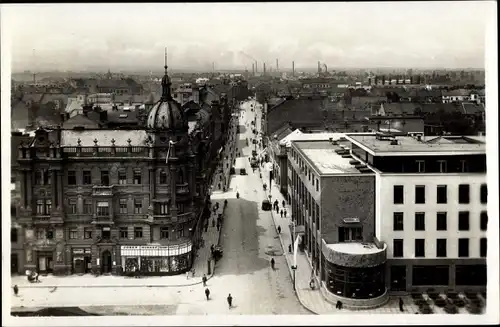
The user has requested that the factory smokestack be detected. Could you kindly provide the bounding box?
[263,63,266,76]
[252,63,255,76]
[276,58,279,72]
[292,61,295,77]
[318,61,321,74]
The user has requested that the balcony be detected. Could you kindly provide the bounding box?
[176,183,190,195]
[33,215,64,225]
[93,185,114,196]
[92,215,114,225]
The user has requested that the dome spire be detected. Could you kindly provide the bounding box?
[161,47,172,100]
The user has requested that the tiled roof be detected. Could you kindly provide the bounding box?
[442,89,470,96]
[62,114,101,129]
[420,103,461,114]
[350,96,386,107]
[60,130,148,147]
[106,110,138,124]
[382,103,419,115]
[461,102,485,114]
[267,98,326,135]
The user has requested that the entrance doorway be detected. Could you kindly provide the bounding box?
[38,254,54,274]
[11,253,18,274]
[390,265,407,292]
[101,250,112,274]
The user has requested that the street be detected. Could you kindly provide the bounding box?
[11,99,310,315]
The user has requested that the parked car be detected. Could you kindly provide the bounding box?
[261,200,272,211]
[240,168,247,175]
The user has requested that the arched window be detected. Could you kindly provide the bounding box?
[159,170,168,184]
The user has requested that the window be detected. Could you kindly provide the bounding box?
[119,199,128,214]
[133,170,142,184]
[480,211,488,231]
[84,228,92,239]
[338,227,362,242]
[415,239,425,257]
[134,227,143,239]
[11,228,18,243]
[160,227,169,239]
[393,185,404,204]
[393,212,404,231]
[480,238,487,257]
[415,212,425,231]
[68,170,77,185]
[436,212,447,231]
[177,226,185,238]
[97,201,109,216]
[118,170,127,184]
[120,227,128,239]
[393,239,403,257]
[45,199,52,214]
[480,184,487,204]
[134,199,142,214]
[458,184,470,204]
[436,185,447,204]
[68,199,77,214]
[177,203,184,213]
[458,238,469,257]
[456,265,486,286]
[159,203,169,215]
[416,160,425,173]
[458,211,470,231]
[460,160,468,172]
[36,200,44,214]
[436,239,447,257]
[83,170,92,185]
[412,266,449,286]
[83,199,92,214]
[101,170,109,185]
[437,160,447,173]
[415,186,425,204]
[316,179,319,192]
[102,228,111,239]
[35,170,43,185]
[69,228,78,239]
[159,170,168,184]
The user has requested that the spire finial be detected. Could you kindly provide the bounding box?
[164,47,168,72]
[161,47,172,100]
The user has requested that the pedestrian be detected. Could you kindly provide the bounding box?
[13,284,19,296]
[205,288,210,300]
[204,224,208,232]
[218,183,221,190]
[399,297,404,312]
[216,224,220,231]
[276,206,279,214]
[186,271,190,280]
[202,274,207,287]
[336,301,341,309]
[211,244,215,255]
[284,209,287,217]
[282,200,285,207]
[191,269,195,278]
[227,293,233,308]
[270,258,275,270]
[280,210,283,218]
[277,226,281,234]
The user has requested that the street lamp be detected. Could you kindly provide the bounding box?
[291,265,297,291]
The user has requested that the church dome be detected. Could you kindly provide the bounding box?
[146,65,186,131]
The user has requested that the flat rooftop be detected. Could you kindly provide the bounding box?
[347,134,486,155]
[294,140,364,175]
[326,242,386,255]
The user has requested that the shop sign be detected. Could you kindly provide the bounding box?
[73,249,84,254]
[121,243,192,257]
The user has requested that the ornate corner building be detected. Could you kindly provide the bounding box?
[12,64,231,276]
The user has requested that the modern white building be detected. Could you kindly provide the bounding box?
[345,133,487,293]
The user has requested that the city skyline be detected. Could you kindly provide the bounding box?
[2,2,494,72]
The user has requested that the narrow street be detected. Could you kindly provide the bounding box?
[11,99,309,315]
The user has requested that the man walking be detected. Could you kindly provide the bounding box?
[270,258,275,270]
[284,209,287,217]
[227,294,233,309]
[205,288,210,300]
[282,200,285,208]
[275,205,279,214]
[13,285,19,296]
[202,274,207,287]
[277,226,281,234]
[280,210,283,218]
[399,297,404,312]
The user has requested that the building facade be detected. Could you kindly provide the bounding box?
[288,136,388,309]
[346,133,488,293]
[13,65,224,276]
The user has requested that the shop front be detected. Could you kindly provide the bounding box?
[320,241,388,309]
[37,251,54,274]
[72,248,92,274]
[120,242,192,276]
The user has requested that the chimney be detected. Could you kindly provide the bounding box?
[292,61,295,77]
[263,63,266,76]
[318,61,321,74]
[252,63,255,76]
[276,58,279,72]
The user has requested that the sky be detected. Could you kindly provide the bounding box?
[1,2,495,72]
